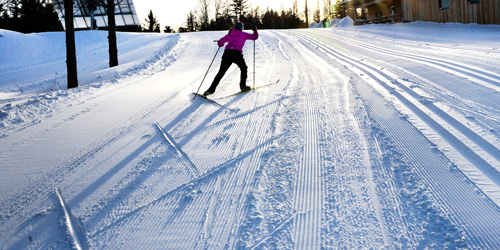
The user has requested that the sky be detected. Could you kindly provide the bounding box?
[133,0,319,31]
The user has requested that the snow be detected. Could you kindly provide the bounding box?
[1,22,500,249]
[308,16,354,28]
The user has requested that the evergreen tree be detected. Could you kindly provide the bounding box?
[0,0,62,33]
[186,10,197,32]
[144,9,160,32]
[231,0,247,20]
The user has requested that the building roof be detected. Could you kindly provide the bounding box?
[51,0,140,29]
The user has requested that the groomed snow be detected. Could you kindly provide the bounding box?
[1,22,500,249]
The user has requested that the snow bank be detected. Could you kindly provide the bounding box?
[308,16,354,29]
[0,29,183,137]
[335,16,354,27]
[355,21,500,44]
[0,30,180,93]
[308,22,323,28]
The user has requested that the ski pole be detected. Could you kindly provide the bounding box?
[253,39,256,90]
[194,46,221,99]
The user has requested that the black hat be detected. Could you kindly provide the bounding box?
[235,21,244,31]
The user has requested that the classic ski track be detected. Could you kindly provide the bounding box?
[272,33,322,249]
[91,32,285,248]
[385,66,500,132]
[314,31,500,92]
[292,72,322,249]
[298,31,500,248]
[319,31,500,120]
[298,33,500,185]
[325,31,500,155]
[308,32,500,120]
[317,32,500,168]
[283,31,390,248]
[344,30,500,56]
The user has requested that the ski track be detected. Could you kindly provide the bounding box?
[298,32,500,185]
[3,28,500,249]
[85,31,286,249]
[295,30,500,248]
[304,39,387,248]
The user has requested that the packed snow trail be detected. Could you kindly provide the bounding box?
[1,24,500,249]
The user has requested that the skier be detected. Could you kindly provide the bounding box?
[203,21,258,96]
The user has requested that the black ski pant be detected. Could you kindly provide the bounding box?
[207,49,248,92]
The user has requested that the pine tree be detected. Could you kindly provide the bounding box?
[231,0,248,20]
[186,10,197,32]
[0,0,62,33]
[144,9,160,32]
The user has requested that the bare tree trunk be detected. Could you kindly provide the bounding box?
[64,0,78,89]
[107,0,118,67]
[305,0,309,26]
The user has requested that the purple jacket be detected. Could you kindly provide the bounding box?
[218,29,258,53]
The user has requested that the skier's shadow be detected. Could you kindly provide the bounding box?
[70,100,205,231]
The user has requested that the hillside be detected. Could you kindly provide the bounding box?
[1,22,500,249]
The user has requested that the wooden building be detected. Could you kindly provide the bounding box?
[402,0,499,24]
[339,0,500,25]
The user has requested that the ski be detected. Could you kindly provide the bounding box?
[215,79,280,99]
[193,93,235,111]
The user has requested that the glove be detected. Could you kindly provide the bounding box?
[252,25,257,31]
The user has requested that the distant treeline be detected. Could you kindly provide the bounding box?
[0,0,63,33]
[179,0,308,32]
[1,0,348,34]
[179,7,307,32]
[178,0,349,32]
